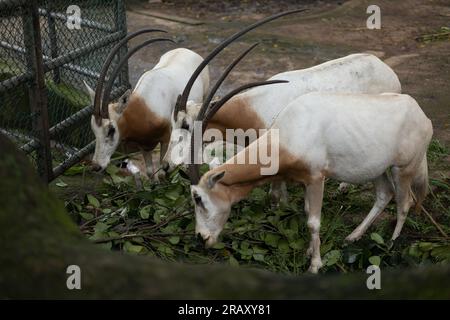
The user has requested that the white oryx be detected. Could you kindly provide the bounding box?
[84,29,209,176]
[164,53,401,168]
[189,91,433,274]
[161,11,401,201]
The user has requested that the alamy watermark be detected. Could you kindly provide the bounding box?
[366,265,381,290]
[66,265,81,290]
[366,5,381,29]
[67,5,81,30]
[167,122,280,175]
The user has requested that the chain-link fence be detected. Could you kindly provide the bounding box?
[0,0,130,182]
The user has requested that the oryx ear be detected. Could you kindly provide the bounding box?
[83,81,95,105]
[207,171,225,189]
[116,89,132,114]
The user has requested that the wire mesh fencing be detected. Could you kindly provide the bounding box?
[0,0,130,182]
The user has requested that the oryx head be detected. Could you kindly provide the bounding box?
[191,170,231,247]
[84,83,131,171]
[86,28,174,171]
[176,35,291,250]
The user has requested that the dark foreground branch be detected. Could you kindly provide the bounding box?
[0,134,448,299]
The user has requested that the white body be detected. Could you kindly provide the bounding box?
[88,48,209,171]
[241,53,401,127]
[274,92,430,184]
[133,48,210,120]
[191,92,432,274]
[164,53,401,169]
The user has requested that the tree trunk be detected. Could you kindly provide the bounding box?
[0,134,448,299]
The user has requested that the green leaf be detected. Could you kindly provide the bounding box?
[155,197,170,207]
[94,222,109,233]
[157,244,174,256]
[253,253,265,262]
[87,194,100,208]
[79,212,94,220]
[323,250,341,267]
[240,241,250,251]
[106,164,119,176]
[289,239,304,250]
[250,188,266,201]
[165,185,182,200]
[55,180,68,188]
[169,236,180,245]
[370,232,385,245]
[408,244,422,258]
[63,164,86,176]
[139,205,152,219]
[123,241,144,254]
[211,242,225,249]
[267,215,280,227]
[264,233,280,247]
[252,245,268,254]
[229,255,239,267]
[277,239,291,253]
[288,216,299,233]
[153,208,167,223]
[431,245,450,261]
[418,242,434,251]
[430,179,450,190]
[368,255,381,266]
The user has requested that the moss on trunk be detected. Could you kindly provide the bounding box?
[0,134,449,299]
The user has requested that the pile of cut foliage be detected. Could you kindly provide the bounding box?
[61,139,450,274]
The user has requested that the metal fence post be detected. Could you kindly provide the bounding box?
[22,0,53,182]
[116,0,130,89]
[47,2,61,83]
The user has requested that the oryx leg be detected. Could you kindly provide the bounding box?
[391,167,414,240]
[155,141,169,181]
[304,178,325,274]
[160,141,169,164]
[269,181,288,205]
[142,149,158,181]
[345,173,394,242]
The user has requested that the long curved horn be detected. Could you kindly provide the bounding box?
[188,80,289,184]
[196,42,259,121]
[101,38,175,117]
[173,8,307,120]
[93,28,166,124]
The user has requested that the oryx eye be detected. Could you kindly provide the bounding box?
[192,192,203,208]
[107,126,115,138]
[194,194,202,205]
[181,120,189,131]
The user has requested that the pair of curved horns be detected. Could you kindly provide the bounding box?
[93,28,173,125]
[187,79,288,184]
[173,8,307,120]
[186,42,289,184]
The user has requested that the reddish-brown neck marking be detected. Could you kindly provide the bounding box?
[118,95,170,151]
[202,138,313,204]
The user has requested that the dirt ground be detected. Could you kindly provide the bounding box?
[124,0,450,147]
